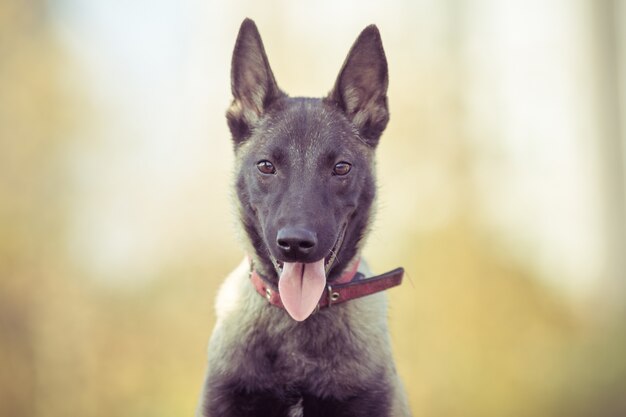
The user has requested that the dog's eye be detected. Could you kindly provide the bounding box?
[333,162,352,176]
[257,160,276,174]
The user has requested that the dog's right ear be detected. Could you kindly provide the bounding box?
[227,18,283,145]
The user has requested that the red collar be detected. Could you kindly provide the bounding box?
[249,258,404,311]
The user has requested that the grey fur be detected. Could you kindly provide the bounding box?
[198,261,411,417]
[197,18,411,417]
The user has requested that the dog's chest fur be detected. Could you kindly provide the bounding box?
[208,260,393,396]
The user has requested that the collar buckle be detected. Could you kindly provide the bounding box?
[327,284,340,307]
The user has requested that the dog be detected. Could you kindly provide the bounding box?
[197,18,411,417]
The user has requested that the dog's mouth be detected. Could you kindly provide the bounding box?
[269,223,348,322]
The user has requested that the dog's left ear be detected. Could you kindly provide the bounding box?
[326,25,389,147]
[227,18,284,145]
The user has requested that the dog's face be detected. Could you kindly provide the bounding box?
[227,19,389,321]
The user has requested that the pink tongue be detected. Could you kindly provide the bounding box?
[278,260,327,321]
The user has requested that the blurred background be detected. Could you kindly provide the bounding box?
[1,0,625,416]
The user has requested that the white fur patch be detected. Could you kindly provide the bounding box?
[214,258,249,320]
[287,398,303,417]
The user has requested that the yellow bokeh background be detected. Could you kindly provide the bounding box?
[2,1,626,416]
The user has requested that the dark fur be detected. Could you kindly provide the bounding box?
[197,19,408,417]
[228,18,387,284]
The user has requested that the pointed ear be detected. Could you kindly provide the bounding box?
[325,25,389,147]
[227,18,284,145]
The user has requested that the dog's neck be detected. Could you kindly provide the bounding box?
[248,257,404,313]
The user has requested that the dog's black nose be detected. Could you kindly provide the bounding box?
[276,227,317,257]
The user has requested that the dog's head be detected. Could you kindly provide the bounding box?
[227,18,389,321]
